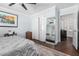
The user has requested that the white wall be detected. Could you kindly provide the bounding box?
[31,6,56,39]
[60,5,78,16]
[0,6,32,37]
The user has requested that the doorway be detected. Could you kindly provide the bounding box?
[60,14,74,48]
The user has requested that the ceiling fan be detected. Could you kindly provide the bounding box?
[9,3,36,10]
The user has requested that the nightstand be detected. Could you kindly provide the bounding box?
[26,31,32,40]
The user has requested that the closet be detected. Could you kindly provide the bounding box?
[46,17,56,43]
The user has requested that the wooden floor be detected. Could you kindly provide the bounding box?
[32,38,79,56]
[36,44,69,56]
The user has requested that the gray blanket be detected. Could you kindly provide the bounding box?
[0,36,41,56]
[3,43,40,56]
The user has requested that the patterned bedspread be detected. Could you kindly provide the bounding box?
[0,36,40,56]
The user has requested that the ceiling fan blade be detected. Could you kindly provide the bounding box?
[28,3,36,5]
[21,3,27,10]
[9,3,16,6]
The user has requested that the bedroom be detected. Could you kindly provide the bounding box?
[0,3,78,56]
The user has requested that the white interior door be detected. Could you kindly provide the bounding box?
[38,16,46,42]
[73,30,78,49]
[73,12,78,50]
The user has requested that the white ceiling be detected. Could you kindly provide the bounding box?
[0,3,78,15]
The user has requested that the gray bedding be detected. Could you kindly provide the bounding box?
[0,36,40,56]
[3,44,39,56]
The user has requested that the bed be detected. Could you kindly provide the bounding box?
[0,36,40,56]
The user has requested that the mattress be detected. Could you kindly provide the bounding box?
[0,36,39,56]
